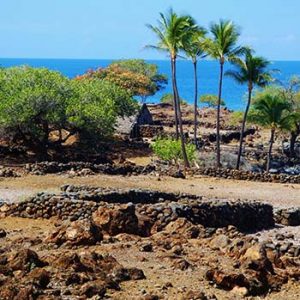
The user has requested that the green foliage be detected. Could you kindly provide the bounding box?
[199,94,226,108]
[146,9,199,59]
[204,20,243,62]
[228,111,244,126]
[225,48,272,88]
[68,79,118,138]
[0,66,137,149]
[0,67,71,146]
[248,94,295,131]
[111,59,167,93]
[151,138,196,164]
[160,93,187,105]
[77,60,167,102]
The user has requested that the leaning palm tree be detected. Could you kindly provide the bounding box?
[225,48,272,169]
[183,28,207,146]
[249,94,294,172]
[204,20,243,167]
[146,9,198,168]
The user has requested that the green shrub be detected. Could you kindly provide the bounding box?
[0,66,138,151]
[160,93,187,105]
[228,111,244,126]
[151,138,196,164]
[199,94,226,108]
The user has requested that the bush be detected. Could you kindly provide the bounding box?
[76,59,167,103]
[228,111,244,126]
[151,138,196,164]
[0,66,138,151]
[0,67,71,150]
[199,94,226,108]
[160,93,187,105]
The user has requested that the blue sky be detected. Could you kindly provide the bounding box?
[0,0,299,60]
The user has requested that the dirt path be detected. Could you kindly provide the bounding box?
[0,174,299,208]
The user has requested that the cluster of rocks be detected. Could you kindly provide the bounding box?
[138,125,164,138]
[206,227,300,296]
[192,167,300,184]
[275,208,300,226]
[1,186,274,234]
[205,128,256,144]
[0,247,145,299]
[0,167,20,178]
[25,161,155,176]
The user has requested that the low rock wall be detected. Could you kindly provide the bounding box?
[191,167,300,184]
[275,208,300,226]
[1,186,274,233]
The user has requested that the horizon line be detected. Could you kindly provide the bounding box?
[0,57,300,62]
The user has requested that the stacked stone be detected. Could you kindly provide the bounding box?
[2,187,274,232]
[0,168,20,177]
[136,200,274,233]
[5,193,100,221]
[274,208,300,226]
[25,161,155,176]
[192,167,300,184]
[61,185,201,204]
[138,125,164,138]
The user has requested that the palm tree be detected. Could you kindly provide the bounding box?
[205,20,243,167]
[183,28,207,146]
[249,94,294,172]
[278,76,300,157]
[147,9,198,168]
[225,48,272,169]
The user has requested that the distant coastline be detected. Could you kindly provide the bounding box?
[1,58,300,111]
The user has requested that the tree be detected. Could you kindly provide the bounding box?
[248,94,295,172]
[68,78,138,139]
[0,67,71,153]
[278,76,300,157]
[225,48,272,169]
[183,28,207,145]
[147,9,198,168]
[204,20,243,167]
[0,67,138,154]
[160,93,187,105]
[76,65,155,100]
[200,94,226,108]
[110,59,168,102]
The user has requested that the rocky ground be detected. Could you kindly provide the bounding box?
[0,176,299,299]
[0,104,299,299]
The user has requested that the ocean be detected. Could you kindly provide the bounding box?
[0,58,299,111]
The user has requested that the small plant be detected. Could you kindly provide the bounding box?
[160,93,187,105]
[228,111,244,126]
[151,138,196,165]
[199,94,226,108]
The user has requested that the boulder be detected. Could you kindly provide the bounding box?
[45,219,103,247]
[93,204,140,236]
[8,249,46,273]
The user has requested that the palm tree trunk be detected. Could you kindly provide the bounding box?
[170,59,179,140]
[193,60,199,146]
[267,128,275,173]
[289,132,297,157]
[236,86,252,170]
[171,57,190,169]
[216,61,224,168]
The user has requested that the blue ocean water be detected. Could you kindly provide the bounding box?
[0,58,299,111]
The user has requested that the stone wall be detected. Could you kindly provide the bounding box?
[1,186,274,233]
[191,167,300,184]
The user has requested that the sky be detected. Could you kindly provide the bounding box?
[0,0,299,60]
